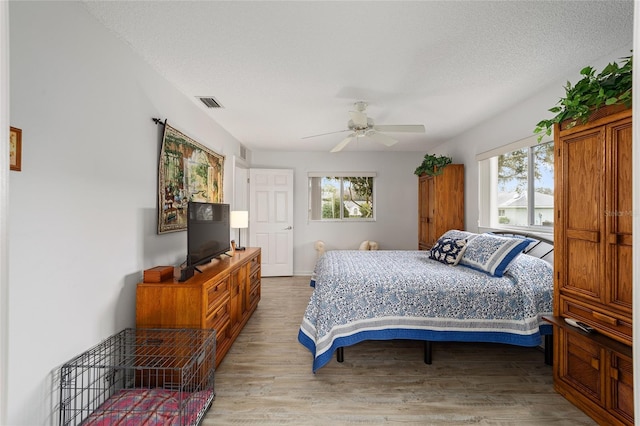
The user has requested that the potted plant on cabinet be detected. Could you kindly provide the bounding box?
[534,53,632,140]
[414,154,453,176]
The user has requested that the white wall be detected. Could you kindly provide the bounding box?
[428,43,634,234]
[7,2,243,424]
[250,151,425,274]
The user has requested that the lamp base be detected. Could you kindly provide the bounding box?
[236,246,246,251]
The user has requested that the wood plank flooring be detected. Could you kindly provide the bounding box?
[203,276,597,425]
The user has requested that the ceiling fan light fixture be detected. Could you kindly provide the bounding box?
[304,100,424,152]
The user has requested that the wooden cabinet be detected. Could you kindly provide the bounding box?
[550,107,633,425]
[418,164,464,250]
[547,316,633,425]
[136,248,261,368]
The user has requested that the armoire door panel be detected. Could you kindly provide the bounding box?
[608,118,633,235]
[609,243,633,312]
[426,177,436,246]
[565,238,600,298]
[606,117,633,313]
[563,129,604,233]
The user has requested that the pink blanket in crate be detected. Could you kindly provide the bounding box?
[83,388,214,426]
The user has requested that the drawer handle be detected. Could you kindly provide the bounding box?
[592,311,618,325]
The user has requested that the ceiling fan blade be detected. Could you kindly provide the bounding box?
[367,131,398,147]
[349,110,368,128]
[330,134,355,153]
[374,124,425,133]
[302,129,350,139]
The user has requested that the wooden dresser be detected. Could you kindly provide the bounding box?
[548,107,633,425]
[136,247,261,368]
[418,164,465,250]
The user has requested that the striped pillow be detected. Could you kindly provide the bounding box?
[459,233,532,277]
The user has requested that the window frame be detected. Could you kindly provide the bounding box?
[308,172,377,222]
[477,133,554,232]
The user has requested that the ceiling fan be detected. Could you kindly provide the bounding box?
[303,101,425,152]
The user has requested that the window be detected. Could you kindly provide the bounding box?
[478,135,554,230]
[308,173,376,221]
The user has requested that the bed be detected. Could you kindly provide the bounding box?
[298,230,554,372]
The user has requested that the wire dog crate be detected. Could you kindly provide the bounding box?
[59,328,215,426]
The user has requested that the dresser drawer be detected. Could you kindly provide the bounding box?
[248,283,261,310]
[249,253,261,273]
[250,269,260,289]
[206,300,230,332]
[213,321,232,367]
[205,276,229,316]
[561,296,632,345]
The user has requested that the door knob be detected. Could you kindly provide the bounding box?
[284,226,292,230]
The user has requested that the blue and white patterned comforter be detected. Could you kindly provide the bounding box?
[298,250,553,372]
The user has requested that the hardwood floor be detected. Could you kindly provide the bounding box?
[203,276,597,425]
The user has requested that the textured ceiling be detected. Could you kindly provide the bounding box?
[82,1,633,152]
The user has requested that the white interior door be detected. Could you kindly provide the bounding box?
[249,168,294,276]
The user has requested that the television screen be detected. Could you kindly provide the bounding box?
[187,202,230,268]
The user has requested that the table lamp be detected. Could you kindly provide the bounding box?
[230,210,248,251]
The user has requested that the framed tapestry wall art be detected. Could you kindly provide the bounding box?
[158,123,224,234]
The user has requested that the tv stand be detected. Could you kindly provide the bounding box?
[136,247,261,368]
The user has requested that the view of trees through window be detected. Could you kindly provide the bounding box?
[309,176,374,220]
[497,141,554,227]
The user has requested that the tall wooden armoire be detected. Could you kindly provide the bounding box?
[548,106,633,425]
[417,164,464,250]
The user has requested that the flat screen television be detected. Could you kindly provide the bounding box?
[187,201,231,268]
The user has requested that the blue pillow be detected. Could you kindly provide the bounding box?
[459,233,532,277]
[429,237,467,266]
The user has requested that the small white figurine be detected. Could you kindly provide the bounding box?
[314,240,326,258]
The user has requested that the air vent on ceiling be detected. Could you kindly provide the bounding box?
[239,144,247,160]
[197,96,223,109]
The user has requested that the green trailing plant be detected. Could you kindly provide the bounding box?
[414,154,452,176]
[534,53,632,141]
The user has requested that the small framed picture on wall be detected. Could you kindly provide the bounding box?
[10,127,22,172]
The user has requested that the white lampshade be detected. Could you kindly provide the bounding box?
[230,210,248,229]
